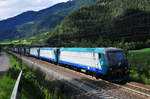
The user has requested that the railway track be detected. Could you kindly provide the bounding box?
[74,71,150,99]
[125,82,150,96]
[100,79,150,98]
[10,52,150,99]
[77,69,150,98]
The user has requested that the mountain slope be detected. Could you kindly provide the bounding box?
[0,11,37,30]
[0,0,96,41]
[47,0,150,46]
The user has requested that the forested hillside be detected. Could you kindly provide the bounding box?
[47,0,150,49]
[0,0,96,41]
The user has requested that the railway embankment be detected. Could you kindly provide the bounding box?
[128,48,150,85]
[6,52,75,99]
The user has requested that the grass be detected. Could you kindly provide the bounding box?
[0,75,16,99]
[0,40,31,45]
[128,48,150,84]
[7,53,73,99]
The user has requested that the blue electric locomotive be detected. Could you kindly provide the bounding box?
[29,47,129,81]
[58,48,128,81]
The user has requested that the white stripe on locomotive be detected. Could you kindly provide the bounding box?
[60,51,102,70]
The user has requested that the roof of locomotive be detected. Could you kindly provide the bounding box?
[30,47,123,53]
[60,47,123,53]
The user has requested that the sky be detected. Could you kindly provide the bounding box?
[0,0,69,20]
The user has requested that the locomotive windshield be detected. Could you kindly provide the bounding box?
[107,51,127,66]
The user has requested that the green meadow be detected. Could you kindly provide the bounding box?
[0,75,16,99]
[128,48,150,84]
[6,53,73,99]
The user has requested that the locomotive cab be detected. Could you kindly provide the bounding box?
[105,48,129,81]
[107,51,127,67]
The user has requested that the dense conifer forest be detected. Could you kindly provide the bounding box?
[47,0,150,50]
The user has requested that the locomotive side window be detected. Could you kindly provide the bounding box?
[99,54,101,59]
[107,51,127,66]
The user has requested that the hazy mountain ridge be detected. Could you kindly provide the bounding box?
[0,0,96,41]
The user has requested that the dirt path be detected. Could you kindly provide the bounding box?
[0,52,10,77]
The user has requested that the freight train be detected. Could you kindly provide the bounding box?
[9,47,129,81]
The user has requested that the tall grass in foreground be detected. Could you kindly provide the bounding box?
[0,74,16,99]
[7,53,73,99]
[128,48,150,84]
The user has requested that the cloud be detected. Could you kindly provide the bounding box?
[0,0,69,20]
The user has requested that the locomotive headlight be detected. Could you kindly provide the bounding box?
[109,68,112,71]
[125,67,128,69]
